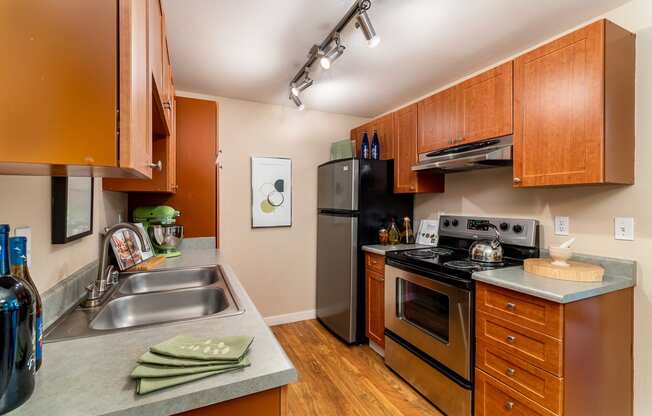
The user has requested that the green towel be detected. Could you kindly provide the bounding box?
[150,335,254,361]
[138,351,241,367]
[136,366,247,395]
[131,357,250,378]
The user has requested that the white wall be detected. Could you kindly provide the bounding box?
[177,91,368,319]
[0,177,127,292]
[409,1,652,414]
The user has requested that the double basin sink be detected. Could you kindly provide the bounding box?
[45,265,244,342]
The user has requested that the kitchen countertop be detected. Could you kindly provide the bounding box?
[362,244,431,255]
[11,249,297,416]
[473,263,636,304]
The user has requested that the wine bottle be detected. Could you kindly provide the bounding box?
[371,130,380,160]
[0,225,36,413]
[388,219,400,245]
[361,132,370,159]
[10,237,42,371]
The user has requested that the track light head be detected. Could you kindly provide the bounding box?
[291,74,313,97]
[356,10,380,48]
[290,93,305,111]
[319,34,346,70]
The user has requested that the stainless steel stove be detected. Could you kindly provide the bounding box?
[384,215,539,416]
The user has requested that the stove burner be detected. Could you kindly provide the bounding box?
[444,260,480,270]
[404,248,454,259]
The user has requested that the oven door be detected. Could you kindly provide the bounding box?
[385,265,472,380]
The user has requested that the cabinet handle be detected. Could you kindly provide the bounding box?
[163,101,172,110]
[513,177,522,184]
[149,160,163,171]
[506,335,516,343]
[504,401,514,411]
[506,367,516,377]
[506,302,516,311]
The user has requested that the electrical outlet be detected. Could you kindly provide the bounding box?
[615,217,635,241]
[554,216,570,236]
[14,227,32,268]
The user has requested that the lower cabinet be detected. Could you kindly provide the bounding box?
[176,386,287,416]
[474,282,633,416]
[365,252,385,349]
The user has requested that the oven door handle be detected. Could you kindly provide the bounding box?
[457,302,469,354]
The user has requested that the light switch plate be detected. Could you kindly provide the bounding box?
[554,216,570,236]
[14,227,32,268]
[615,217,635,241]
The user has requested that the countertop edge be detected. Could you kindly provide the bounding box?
[361,244,431,255]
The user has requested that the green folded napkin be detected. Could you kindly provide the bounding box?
[131,356,250,378]
[138,351,241,367]
[150,335,254,362]
[136,366,246,395]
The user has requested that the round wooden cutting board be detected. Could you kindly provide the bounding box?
[524,258,605,282]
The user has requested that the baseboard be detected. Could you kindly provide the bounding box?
[369,340,385,357]
[264,309,316,326]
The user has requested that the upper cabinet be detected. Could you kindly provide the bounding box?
[513,19,635,187]
[0,0,166,178]
[393,104,445,194]
[418,62,513,153]
[351,114,394,160]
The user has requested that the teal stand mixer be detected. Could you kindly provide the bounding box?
[133,206,183,258]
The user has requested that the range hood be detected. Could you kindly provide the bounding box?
[412,135,513,173]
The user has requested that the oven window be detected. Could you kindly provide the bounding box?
[398,278,449,343]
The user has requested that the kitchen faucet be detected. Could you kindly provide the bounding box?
[83,223,145,308]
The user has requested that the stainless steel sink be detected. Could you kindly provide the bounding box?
[119,267,220,295]
[45,265,244,342]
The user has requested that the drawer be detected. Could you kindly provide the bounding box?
[475,369,557,416]
[477,312,563,376]
[476,341,563,414]
[477,282,563,339]
[365,252,385,274]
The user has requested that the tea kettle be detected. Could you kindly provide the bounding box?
[469,223,503,263]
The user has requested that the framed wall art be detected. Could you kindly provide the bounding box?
[51,177,94,244]
[251,157,292,228]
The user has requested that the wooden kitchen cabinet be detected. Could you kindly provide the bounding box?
[393,104,445,193]
[513,19,635,187]
[474,282,633,416]
[365,252,385,348]
[351,114,394,160]
[149,0,164,99]
[176,386,287,416]
[0,0,153,178]
[417,62,513,153]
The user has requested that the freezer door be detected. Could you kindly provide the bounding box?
[316,213,358,342]
[317,159,358,211]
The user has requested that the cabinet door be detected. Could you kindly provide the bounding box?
[377,114,395,160]
[417,86,458,153]
[393,105,419,192]
[149,0,163,96]
[365,269,385,348]
[457,61,513,145]
[513,20,604,187]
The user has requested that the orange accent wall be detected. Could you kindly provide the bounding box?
[129,97,218,243]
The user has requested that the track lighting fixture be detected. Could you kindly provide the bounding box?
[290,94,305,111]
[288,0,380,110]
[356,9,380,48]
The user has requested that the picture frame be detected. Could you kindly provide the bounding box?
[51,177,94,244]
[251,157,292,228]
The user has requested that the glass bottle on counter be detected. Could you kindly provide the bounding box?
[388,219,400,245]
[0,225,36,414]
[361,132,370,159]
[371,130,380,160]
[402,217,415,244]
[10,237,42,371]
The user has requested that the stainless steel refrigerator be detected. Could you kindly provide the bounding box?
[316,158,413,343]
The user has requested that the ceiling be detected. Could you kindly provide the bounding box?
[162,0,629,117]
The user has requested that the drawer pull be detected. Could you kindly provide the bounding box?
[506,335,516,343]
[504,401,514,411]
[506,302,516,311]
[506,367,516,377]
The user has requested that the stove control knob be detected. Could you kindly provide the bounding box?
[443,219,450,227]
[513,224,523,234]
[451,219,459,227]
[499,222,510,231]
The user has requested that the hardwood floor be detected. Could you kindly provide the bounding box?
[271,320,443,416]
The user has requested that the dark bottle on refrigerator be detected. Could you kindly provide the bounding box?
[371,130,380,160]
[10,237,42,371]
[360,132,370,159]
[0,225,36,414]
